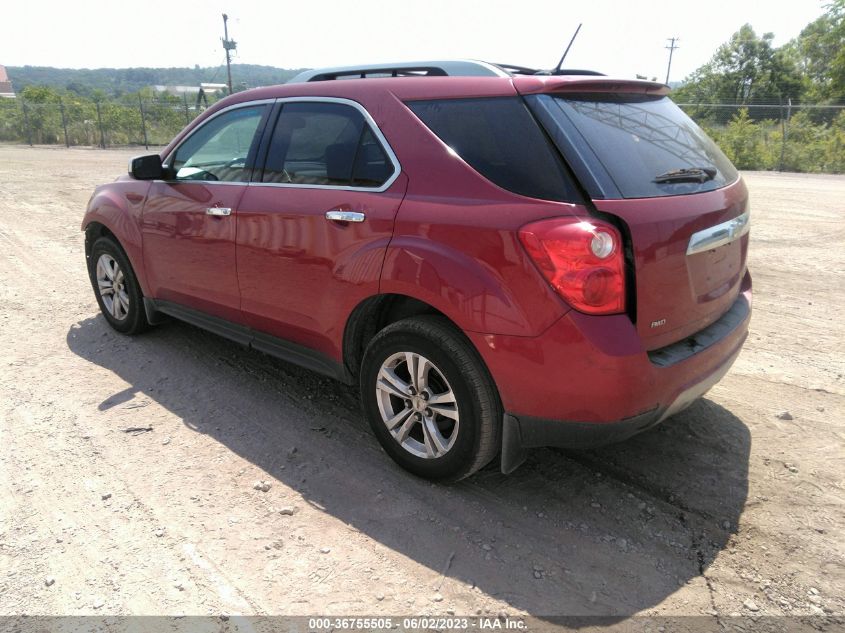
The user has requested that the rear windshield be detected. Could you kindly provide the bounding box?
[527,94,738,199]
[407,97,581,203]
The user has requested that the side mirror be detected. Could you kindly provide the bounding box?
[129,154,164,180]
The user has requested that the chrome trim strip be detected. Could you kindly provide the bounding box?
[161,180,244,186]
[248,96,401,194]
[159,97,401,194]
[686,209,750,256]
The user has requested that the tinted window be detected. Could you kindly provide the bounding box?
[408,97,580,203]
[171,105,266,182]
[262,102,393,188]
[352,127,392,187]
[529,94,738,199]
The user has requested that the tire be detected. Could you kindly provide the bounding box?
[360,315,501,482]
[88,236,149,335]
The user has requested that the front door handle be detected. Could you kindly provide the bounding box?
[325,210,365,223]
[206,207,232,217]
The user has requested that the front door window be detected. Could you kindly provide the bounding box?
[170,105,267,182]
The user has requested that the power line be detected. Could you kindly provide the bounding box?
[665,37,680,85]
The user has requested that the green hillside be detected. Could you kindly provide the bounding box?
[5,64,307,97]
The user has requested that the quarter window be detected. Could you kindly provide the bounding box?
[408,97,581,203]
[170,105,267,182]
[262,102,393,188]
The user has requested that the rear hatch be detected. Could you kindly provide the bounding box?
[519,80,749,350]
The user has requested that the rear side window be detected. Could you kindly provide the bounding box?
[262,101,393,188]
[408,97,581,203]
[528,94,738,199]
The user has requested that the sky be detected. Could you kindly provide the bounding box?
[1,0,829,83]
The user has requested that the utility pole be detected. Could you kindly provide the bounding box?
[665,37,679,85]
[221,13,237,94]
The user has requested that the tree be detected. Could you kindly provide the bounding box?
[19,85,63,144]
[709,108,768,169]
[19,85,61,104]
[672,24,804,109]
[787,0,845,103]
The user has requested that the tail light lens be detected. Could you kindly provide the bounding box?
[518,217,626,315]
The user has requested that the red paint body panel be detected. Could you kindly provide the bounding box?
[471,272,751,422]
[236,175,408,359]
[381,199,576,336]
[594,177,749,350]
[375,85,578,336]
[83,181,152,295]
[141,182,246,323]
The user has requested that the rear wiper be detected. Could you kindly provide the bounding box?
[653,167,717,184]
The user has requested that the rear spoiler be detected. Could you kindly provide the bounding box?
[513,76,669,96]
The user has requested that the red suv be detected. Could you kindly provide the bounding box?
[83,61,751,481]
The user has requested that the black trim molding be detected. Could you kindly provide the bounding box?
[145,298,351,384]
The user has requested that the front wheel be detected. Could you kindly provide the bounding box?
[88,236,149,335]
[360,316,501,482]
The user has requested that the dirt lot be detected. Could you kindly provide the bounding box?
[0,145,843,626]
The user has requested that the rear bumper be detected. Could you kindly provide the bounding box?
[500,339,744,473]
[466,272,752,473]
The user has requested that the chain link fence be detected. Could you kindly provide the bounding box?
[0,95,205,149]
[1,95,843,173]
[676,102,845,173]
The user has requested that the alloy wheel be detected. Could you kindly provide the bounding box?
[96,253,130,321]
[375,351,460,459]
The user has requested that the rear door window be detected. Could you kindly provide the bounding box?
[352,127,393,187]
[408,97,581,203]
[262,101,394,188]
[527,94,738,199]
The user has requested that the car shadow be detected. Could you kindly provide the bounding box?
[66,315,750,621]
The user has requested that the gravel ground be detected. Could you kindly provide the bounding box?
[0,145,842,627]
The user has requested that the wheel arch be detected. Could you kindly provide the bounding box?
[342,293,495,386]
[84,221,117,257]
[380,235,566,338]
[83,191,149,297]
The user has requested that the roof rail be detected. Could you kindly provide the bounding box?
[287,60,607,84]
[288,60,511,83]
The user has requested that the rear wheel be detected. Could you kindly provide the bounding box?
[360,316,501,482]
[88,236,149,335]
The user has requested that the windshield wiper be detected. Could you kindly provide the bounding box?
[653,167,717,184]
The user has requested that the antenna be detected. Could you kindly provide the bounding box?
[554,23,583,74]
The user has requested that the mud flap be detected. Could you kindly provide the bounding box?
[501,414,528,474]
[143,298,169,325]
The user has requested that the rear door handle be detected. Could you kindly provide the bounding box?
[325,210,365,223]
[206,207,232,217]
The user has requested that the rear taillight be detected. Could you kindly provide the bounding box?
[518,217,626,315]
